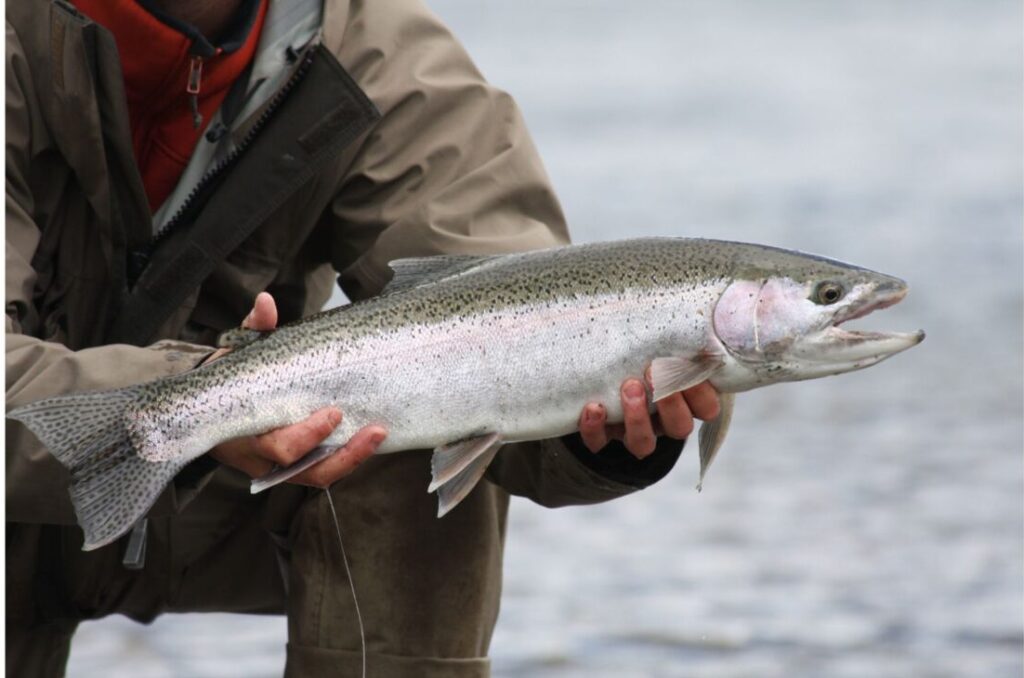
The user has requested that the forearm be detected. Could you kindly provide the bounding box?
[6,332,211,407]
[486,435,685,508]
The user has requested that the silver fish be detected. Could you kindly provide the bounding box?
[8,238,924,550]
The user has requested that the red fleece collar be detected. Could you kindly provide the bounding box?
[73,0,268,211]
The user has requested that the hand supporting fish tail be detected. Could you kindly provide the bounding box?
[206,292,388,487]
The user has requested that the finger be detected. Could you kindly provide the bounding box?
[235,455,275,478]
[682,382,720,421]
[210,437,275,478]
[620,379,657,458]
[578,403,610,452]
[654,392,695,440]
[291,425,387,488]
[243,292,278,331]
[254,407,342,466]
[205,294,279,366]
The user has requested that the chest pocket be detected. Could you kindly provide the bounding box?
[105,45,379,347]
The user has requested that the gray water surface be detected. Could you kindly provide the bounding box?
[68,1,1023,676]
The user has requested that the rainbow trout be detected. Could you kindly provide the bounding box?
[9,238,924,550]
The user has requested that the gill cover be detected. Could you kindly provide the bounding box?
[712,278,817,359]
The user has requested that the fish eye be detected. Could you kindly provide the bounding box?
[813,281,845,305]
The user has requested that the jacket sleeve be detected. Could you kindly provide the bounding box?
[321,2,684,507]
[5,22,214,526]
[327,0,570,299]
[486,436,686,508]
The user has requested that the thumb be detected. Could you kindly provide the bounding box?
[243,292,279,330]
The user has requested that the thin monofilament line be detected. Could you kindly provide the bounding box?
[324,488,366,678]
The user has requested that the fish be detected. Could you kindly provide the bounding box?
[7,238,924,550]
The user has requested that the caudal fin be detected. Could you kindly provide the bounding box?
[8,388,184,550]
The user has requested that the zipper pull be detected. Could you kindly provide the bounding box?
[187,55,204,129]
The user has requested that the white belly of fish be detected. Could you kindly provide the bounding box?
[265,288,718,453]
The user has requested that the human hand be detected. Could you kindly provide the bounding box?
[577,376,720,459]
[203,291,279,364]
[207,292,387,487]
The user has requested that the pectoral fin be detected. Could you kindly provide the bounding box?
[429,433,503,517]
[650,354,724,402]
[696,392,735,492]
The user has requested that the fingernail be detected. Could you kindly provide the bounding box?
[624,381,644,401]
[369,432,385,446]
[326,409,342,426]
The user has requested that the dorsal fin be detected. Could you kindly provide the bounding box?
[383,254,502,294]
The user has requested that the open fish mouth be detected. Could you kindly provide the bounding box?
[834,283,907,324]
[824,284,925,359]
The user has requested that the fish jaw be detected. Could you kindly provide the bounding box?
[788,325,925,379]
[800,295,924,369]
[768,280,924,382]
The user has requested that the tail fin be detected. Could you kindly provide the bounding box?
[8,388,184,551]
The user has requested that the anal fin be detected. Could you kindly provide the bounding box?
[250,445,337,494]
[430,433,503,517]
[696,392,736,492]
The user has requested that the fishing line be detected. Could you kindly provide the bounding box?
[323,488,367,678]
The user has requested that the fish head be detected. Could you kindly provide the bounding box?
[711,249,924,385]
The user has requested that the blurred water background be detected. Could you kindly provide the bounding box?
[68,0,1023,676]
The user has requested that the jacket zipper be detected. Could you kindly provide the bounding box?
[128,48,317,287]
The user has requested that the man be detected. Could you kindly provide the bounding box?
[5,0,719,676]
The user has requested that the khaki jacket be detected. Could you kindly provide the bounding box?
[6,0,681,674]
